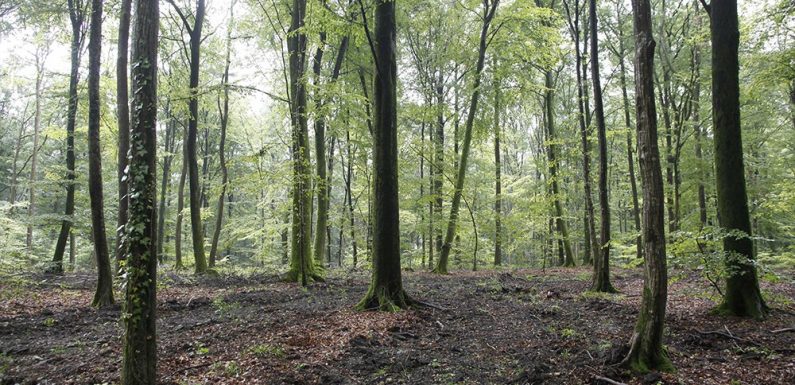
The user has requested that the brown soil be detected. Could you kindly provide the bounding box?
[1,267,793,384]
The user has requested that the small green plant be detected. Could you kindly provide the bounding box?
[560,328,577,338]
[194,343,210,356]
[212,297,240,315]
[43,317,56,327]
[248,343,285,358]
[223,361,241,376]
[0,352,11,375]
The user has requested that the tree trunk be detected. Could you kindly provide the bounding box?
[544,70,576,267]
[209,3,235,267]
[621,0,672,372]
[116,0,132,266]
[87,0,114,308]
[179,0,208,274]
[286,0,317,284]
[616,2,642,259]
[589,0,616,293]
[562,0,598,266]
[692,2,707,228]
[345,123,358,268]
[710,0,767,319]
[156,109,176,263]
[493,72,502,267]
[435,0,500,274]
[174,125,188,270]
[356,0,412,310]
[52,5,82,273]
[121,0,159,380]
[26,45,45,253]
[433,76,444,258]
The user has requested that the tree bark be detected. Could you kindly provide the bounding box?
[286,0,318,284]
[616,2,642,259]
[589,0,616,293]
[621,0,672,372]
[121,0,159,380]
[156,108,176,263]
[434,0,500,274]
[174,125,188,270]
[356,0,412,310]
[710,0,767,319]
[209,2,235,267]
[87,0,114,308]
[116,0,132,266]
[26,45,45,253]
[493,71,502,267]
[52,4,82,273]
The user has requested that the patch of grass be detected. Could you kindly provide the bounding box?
[247,343,285,359]
[574,271,591,282]
[194,343,210,356]
[560,328,577,338]
[0,352,11,376]
[580,291,625,301]
[43,317,56,327]
[211,297,240,316]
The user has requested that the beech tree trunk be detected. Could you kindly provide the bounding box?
[589,0,616,293]
[26,45,45,253]
[121,0,159,380]
[562,0,598,266]
[435,0,500,274]
[156,108,176,263]
[622,0,672,372]
[493,73,502,267]
[710,0,767,319]
[174,125,188,270]
[356,0,412,310]
[52,3,83,273]
[286,0,318,284]
[209,3,235,267]
[616,2,642,259]
[87,0,114,308]
[116,0,132,266]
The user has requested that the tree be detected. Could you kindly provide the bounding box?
[621,0,673,373]
[52,1,83,273]
[26,38,46,253]
[209,1,236,267]
[588,0,615,293]
[355,0,413,310]
[434,0,500,274]
[561,0,599,266]
[121,0,159,382]
[116,0,132,267]
[87,0,113,307]
[709,0,767,319]
[168,0,209,274]
[493,70,502,267]
[285,0,319,283]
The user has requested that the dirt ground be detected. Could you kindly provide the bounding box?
[1,267,793,385]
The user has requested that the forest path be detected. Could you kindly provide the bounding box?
[1,267,793,384]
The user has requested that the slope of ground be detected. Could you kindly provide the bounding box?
[1,267,793,384]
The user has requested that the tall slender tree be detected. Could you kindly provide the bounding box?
[493,71,502,267]
[708,0,767,318]
[356,0,413,310]
[589,0,616,293]
[121,0,159,380]
[87,0,114,307]
[116,0,132,267]
[52,2,83,273]
[434,0,500,274]
[621,0,672,372]
[168,0,208,274]
[209,1,236,267]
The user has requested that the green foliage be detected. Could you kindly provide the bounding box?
[247,343,286,359]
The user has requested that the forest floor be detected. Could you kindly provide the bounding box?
[0,266,794,385]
